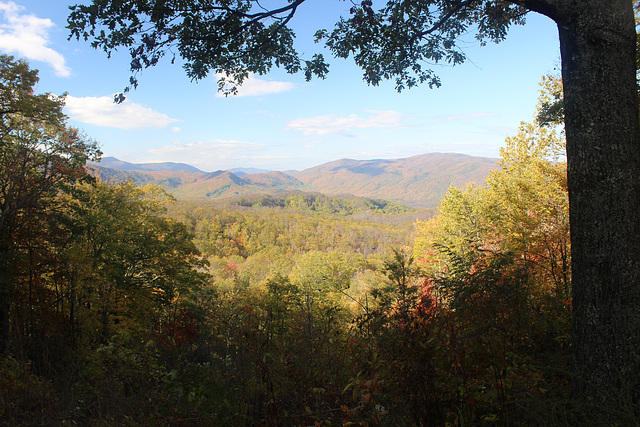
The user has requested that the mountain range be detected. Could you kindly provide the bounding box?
[89,153,498,208]
[96,157,206,173]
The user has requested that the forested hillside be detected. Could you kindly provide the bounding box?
[3,55,634,425]
[89,152,497,208]
[291,153,498,207]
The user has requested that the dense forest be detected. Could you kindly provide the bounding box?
[0,53,632,425]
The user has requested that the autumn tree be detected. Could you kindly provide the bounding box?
[289,249,355,337]
[68,0,639,405]
[416,75,570,316]
[0,55,101,352]
[360,248,444,425]
[484,81,569,294]
[411,81,573,423]
[55,181,207,346]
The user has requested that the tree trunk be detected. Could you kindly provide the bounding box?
[555,0,640,406]
[0,243,14,353]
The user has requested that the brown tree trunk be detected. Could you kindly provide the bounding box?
[555,0,640,406]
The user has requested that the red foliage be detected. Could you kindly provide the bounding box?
[223,260,240,278]
[155,309,199,349]
[414,278,440,319]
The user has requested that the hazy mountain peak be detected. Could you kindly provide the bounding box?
[94,157,206,173]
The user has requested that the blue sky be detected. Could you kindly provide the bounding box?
[0,1,560,172]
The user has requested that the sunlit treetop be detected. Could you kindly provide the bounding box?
[67,0,528,101]
[0,55,67,132]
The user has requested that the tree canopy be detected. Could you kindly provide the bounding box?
[67,0,530,98]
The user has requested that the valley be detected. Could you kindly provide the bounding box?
[90,152,498,208]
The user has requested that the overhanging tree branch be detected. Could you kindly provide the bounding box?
[507,0,560,20]
[417,0,477,38]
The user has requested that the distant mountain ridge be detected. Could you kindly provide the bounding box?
[229,167,271,176]
[88,153,498,208]
[95,156,207,173]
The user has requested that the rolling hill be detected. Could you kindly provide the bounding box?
[291,153,497,207]
[170,170,306,199]
[88,153,498,208]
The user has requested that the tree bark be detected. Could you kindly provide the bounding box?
[555,0,640,405]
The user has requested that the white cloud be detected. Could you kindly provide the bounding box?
[65,95,180,129]
[216,73,294,97]
[286,110,404,136]
[148,140,267,163]
[0,1,70,77]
